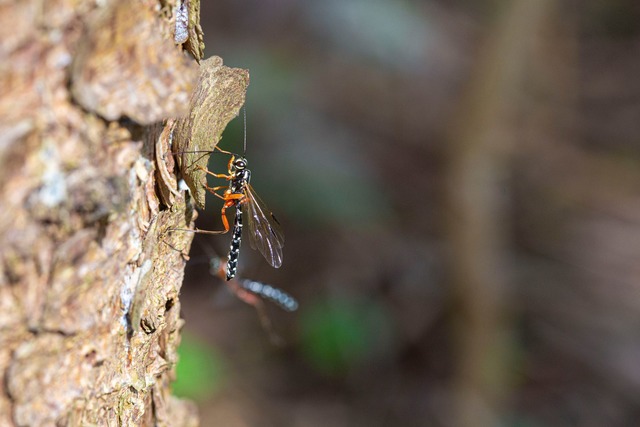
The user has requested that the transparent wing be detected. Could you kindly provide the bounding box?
[243,184,284,268]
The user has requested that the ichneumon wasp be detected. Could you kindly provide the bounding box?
[172,109,284,280]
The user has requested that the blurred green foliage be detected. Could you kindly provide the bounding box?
[173,334,225,400]
[299,297,393,376]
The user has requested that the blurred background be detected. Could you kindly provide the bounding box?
[175,1,640,426]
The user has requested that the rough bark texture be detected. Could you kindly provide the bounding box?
[0,0,247,425]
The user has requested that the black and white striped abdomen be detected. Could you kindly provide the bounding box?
[226,205,243,280]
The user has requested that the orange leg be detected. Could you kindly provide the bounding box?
[167,186,245,236]
[213,145,236,157]
[196,164,231,180]
[184,193,245,236]
[218,193,246,232]
[219,201,232,233]
[171,144,236,160]
[168,197,235,236]
[203,184,226,200]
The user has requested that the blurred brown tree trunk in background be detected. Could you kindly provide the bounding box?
[446,1,558,426]
[0,1,244,425]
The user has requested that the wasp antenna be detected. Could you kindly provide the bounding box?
[242,105,247,157]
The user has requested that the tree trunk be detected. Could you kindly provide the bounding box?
[0,0,246,425]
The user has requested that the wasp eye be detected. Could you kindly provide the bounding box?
[234,158,247,169]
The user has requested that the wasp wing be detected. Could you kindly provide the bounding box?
[243,184,284,268]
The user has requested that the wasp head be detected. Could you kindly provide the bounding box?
[232,157,248,171]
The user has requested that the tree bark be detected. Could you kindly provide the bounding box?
[0,0,246,425]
